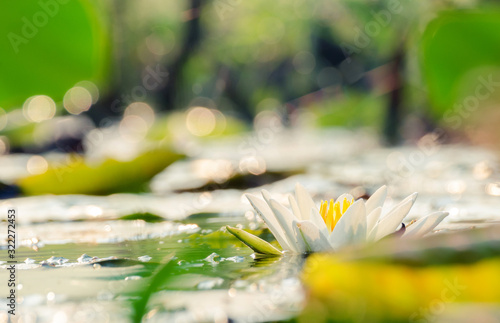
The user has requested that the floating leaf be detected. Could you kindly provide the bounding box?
[18,146,184,195]
[119,212,164,223]
[301,254,500,322]
[226,226,282,256]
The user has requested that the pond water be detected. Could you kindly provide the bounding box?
[1,211,305,322]
[1,129,500,322]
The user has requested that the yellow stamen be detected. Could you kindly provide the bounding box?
[327,200,334,231]
[326,212,333,232]
[319,201,327,221]
[319,197,354,233]
[342,199,350,213]
[333,201,341,225]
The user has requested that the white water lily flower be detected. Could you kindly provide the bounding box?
[231,184,448,254]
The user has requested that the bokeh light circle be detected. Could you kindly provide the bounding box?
[63,86,93,115]
[186,107,216,136]
[23,95,56,123]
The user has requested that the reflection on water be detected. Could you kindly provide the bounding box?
[0,222,305,322]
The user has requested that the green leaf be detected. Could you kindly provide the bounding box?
[226,226,282,256]
[17,146,184,195]
[0,0,109,110]
[119,212,165,223]
[421,11,500,118]
[131,253,176,323]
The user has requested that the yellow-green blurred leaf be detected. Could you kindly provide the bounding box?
[300,254,500,322]
[17,146,183,195]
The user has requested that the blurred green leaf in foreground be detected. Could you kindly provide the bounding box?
[0,0,109,110]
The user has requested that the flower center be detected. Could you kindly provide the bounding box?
[319,197,354,233]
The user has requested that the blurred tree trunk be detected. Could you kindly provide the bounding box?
[384,47,404,145]
[159,0,204,111]
[84,0,128,125]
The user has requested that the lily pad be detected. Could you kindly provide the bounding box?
[17,146,184,195]
[119,212,165,223]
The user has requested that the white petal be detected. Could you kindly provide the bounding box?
[262,189,298,222]
[292,220,307,254]
[295,183,315,221]
[368,192,417,241]
[365,185,387,214]
[296,220,331,252]
[366,206,382,234]
[292,184,326,235]
[261,189,273,204]
[310,208,329,237]
[403,211,449,238]
[245,194,291,251]
[328,200,367,250]
[335,193,354,204]
[268,199,306,253]
[288,195,302,220]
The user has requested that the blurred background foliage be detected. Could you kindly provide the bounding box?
[0,0,109,109]
[2,0,500,193]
